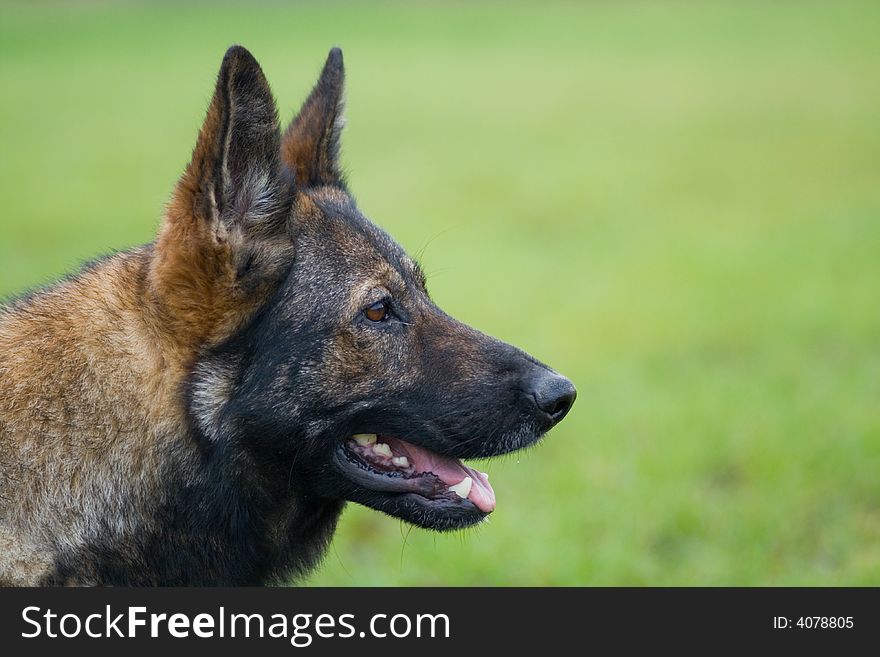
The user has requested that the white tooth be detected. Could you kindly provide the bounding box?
[448,476,473,499]
[392,456,410,468]
[353,433,377,447]
[372,442,393,458]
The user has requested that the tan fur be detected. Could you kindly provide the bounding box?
[1,251,161,582]
[0,101,292,586]
[0,218,292,585]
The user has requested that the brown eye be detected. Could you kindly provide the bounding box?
[364,300,389,322]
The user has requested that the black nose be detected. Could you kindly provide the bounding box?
[528,370,576,426]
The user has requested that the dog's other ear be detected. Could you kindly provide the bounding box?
[281,47,346,188]
[176,45,291,232]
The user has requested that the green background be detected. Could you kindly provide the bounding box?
[1,1,878,585]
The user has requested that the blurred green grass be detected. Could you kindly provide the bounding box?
[1,1,879,585]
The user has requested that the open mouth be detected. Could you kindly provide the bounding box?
[336,433,496,517]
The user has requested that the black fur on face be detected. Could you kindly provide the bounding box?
[187,48,576,534]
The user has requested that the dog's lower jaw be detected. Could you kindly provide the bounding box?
[321,447,489,532]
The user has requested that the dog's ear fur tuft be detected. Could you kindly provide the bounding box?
[177,45,291,232]
[282,47,346,189]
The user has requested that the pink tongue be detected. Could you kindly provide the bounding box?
[384,437,496,513]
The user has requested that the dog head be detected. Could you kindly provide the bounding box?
[163,46,575,531]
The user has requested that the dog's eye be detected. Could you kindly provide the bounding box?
[364,301,389,323]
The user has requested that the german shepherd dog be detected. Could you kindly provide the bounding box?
[0,47,575,585]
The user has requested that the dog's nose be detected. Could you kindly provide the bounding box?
[528,370,576,426]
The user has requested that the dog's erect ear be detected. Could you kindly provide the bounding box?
[177,45,290,231]
[154,47,296,346]
[281,47,346,188]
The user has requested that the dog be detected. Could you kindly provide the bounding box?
[0,46,576,585]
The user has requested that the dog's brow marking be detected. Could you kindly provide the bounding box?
[387,264,406,290]
[350,275,396,309]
